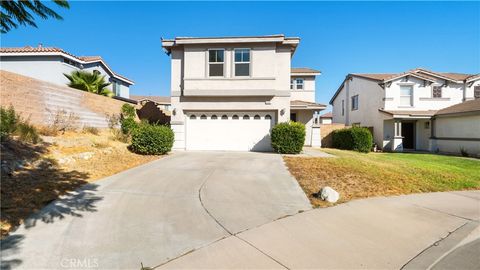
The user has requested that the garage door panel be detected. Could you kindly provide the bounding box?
[186,112,274,151]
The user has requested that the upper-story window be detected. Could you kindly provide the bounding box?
[400,85,413,106]
[432,86,442,98]
[474,86,480,99]
[351,95,359,111]
[234,49,250,76]
[291,78,304,90]
[112,81,121,96]
[295,78,304,90]
[208,49,224,77]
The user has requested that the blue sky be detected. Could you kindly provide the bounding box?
[1,1,479,108]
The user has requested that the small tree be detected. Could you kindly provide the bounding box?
[64,70,113,97]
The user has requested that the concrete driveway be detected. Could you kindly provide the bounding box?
[1,151,311,269]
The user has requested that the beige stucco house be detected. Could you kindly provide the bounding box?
[330,68,480,154]
[161,34,325,151]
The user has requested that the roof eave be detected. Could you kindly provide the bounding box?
[0,51,134,85]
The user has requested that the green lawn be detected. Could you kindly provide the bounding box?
[284,149,480,207]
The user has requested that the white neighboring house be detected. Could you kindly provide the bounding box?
[319,112,333,124]
[0,45,134,98]
[330,68,480,153]
[161,34,326,151]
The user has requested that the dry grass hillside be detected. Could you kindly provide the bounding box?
[1,130,160,237]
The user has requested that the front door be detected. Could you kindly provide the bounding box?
[401,122,415,149]
[290,113,297,122]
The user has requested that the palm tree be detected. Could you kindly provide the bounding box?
[1,0,69,33]
[64,70,113,97]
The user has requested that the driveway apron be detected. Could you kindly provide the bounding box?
[1,151,311,269]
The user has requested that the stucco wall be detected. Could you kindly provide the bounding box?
[384,77,465,111]
[430,114,480,156]
[290,76,315,102]
[332,84,346,124]
[169,41,293,150]
[0,70,131,128]
[291,109,314,145]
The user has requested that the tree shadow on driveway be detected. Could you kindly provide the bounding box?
[1,140,103,270]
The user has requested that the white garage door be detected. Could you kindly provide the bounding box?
[185,112,275,151]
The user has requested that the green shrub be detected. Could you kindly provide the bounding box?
[271,121,306,154]
[1,106,19,141]
[332,127,373,153]
[16,122,41,144]
[130,124,174,155]
[121,118,138,135]
[121,104,136,119]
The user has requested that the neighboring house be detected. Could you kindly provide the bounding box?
[131,95,171,112]
[131,95,171,125]
[319,112,333,124]
[430,99,480,156]
[161,34,326,151]
[330,68,480,152]
[0,45,134,98]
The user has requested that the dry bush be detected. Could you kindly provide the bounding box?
[83,126,100,135]
[105,113,121,129]
[110,128,129,143]
[41,109,80,136]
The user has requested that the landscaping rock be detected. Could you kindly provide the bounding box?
[319,186,340,203]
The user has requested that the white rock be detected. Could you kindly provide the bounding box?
[320,186,340,203]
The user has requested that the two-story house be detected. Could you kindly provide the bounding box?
[0,45,134,98]
[330,68,480,152]
[161,34,325,151]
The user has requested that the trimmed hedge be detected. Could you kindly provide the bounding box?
[271,121,306,154]
[332,127,372,153]
[130,124,174,155]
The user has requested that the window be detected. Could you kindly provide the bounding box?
[475,86,480,99]
[400,85,413,106]
[291,78,304,90]
[234,49,250,76]
[341,100,345,116]
[254,115,261,120]
[211,115,218,120]
[243,115,250,120]
[232,115,239,120]
[190,115,196,120]
[295,78,304,90]
[351,95,359,111]
[265,115,272,120]
[424,121,430,129]
[221,115,228,120]
[432,86,442,98]
[112,81,121,96]
[200,114,207,120]
[208,49,224,77]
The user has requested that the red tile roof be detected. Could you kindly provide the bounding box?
[320,112,332,118]
[0,46,133,84]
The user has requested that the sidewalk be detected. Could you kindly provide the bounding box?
[159,191,480,269]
